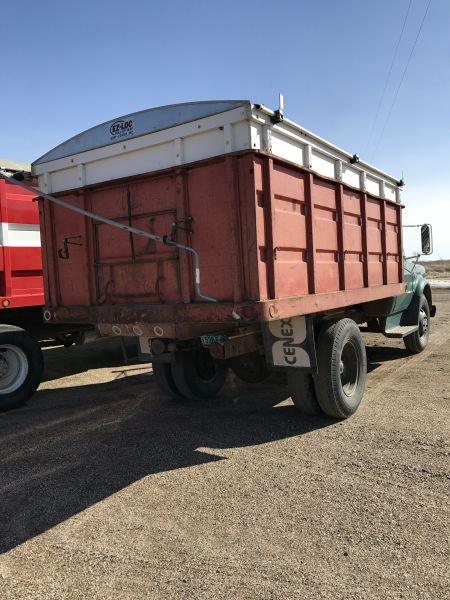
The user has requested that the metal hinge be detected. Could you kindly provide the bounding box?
[166,216,194,243]
[271,93,284,124]
[58,235,82,259]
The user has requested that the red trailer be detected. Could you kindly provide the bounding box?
[27,100,432,418]
[0,159,44,409]
[0,162,44,309]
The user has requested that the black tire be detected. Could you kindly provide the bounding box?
[314,318,367,419]
[404,295,430,354]
[171,348,228,400]
[230,352,269,384]
[0,325,43,411]
[152,362,187,401]
[287,370,322,415]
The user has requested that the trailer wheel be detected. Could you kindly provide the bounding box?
[404,295,430,354]
[171,349,228,400]
[0,325,43,411]
[230,352,268,384]
[152,362,187,402]
[314,318,366,419]
[287,371,322,415]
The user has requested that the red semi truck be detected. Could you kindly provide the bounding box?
[4,100,435,417]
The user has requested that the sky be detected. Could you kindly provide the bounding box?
[1,0,449,258]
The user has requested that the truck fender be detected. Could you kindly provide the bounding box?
[420,283,436,317]
[402,281,435,325]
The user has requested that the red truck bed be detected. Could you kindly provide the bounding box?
[39,150,404,335]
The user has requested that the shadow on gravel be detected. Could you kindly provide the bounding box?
[0,367,335,554]
[366,345,409,373]
[41,337,139,383]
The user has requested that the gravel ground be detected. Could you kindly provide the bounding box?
[0,290,449,600]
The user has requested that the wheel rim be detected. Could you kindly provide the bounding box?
[194,350,218,383]
[339,340,359,397]
[0,345,29,395]
[418,307,428,340]
[171,349,228,400]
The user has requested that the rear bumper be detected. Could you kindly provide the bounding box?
[43,283,405,339]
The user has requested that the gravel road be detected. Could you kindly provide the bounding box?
[0,290,449,600]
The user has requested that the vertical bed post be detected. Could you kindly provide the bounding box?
[305,172,317,294]
[336,182,346,291]
[360,192,369,287]
[380,199,388,285]
[263,156,277,299]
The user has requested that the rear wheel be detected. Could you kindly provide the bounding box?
[404,295,430,354]
[152,362,186,401]
[314,318,367,419]
[287,371,322,415]
[0,325,43,411]
[171,348,228,400]
[230,352,268,383]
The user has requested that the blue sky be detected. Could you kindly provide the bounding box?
[1,0,448,257]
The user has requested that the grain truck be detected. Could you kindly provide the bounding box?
[3,100,435,417]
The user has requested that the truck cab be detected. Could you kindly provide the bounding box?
[375,223,435,353]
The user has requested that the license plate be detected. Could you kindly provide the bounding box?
[200,334,226,347]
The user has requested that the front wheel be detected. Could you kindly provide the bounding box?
[404,295,430,354]
[0,325,43,411]
[314,318,367,419]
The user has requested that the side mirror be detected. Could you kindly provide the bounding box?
[421,224,433,255]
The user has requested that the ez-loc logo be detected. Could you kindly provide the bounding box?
[109,119,134,140]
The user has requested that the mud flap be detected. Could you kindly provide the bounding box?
[263,315,316,373]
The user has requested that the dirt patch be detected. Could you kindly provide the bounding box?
[419,259,450,279]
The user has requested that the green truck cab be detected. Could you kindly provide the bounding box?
[376,224,436,354]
